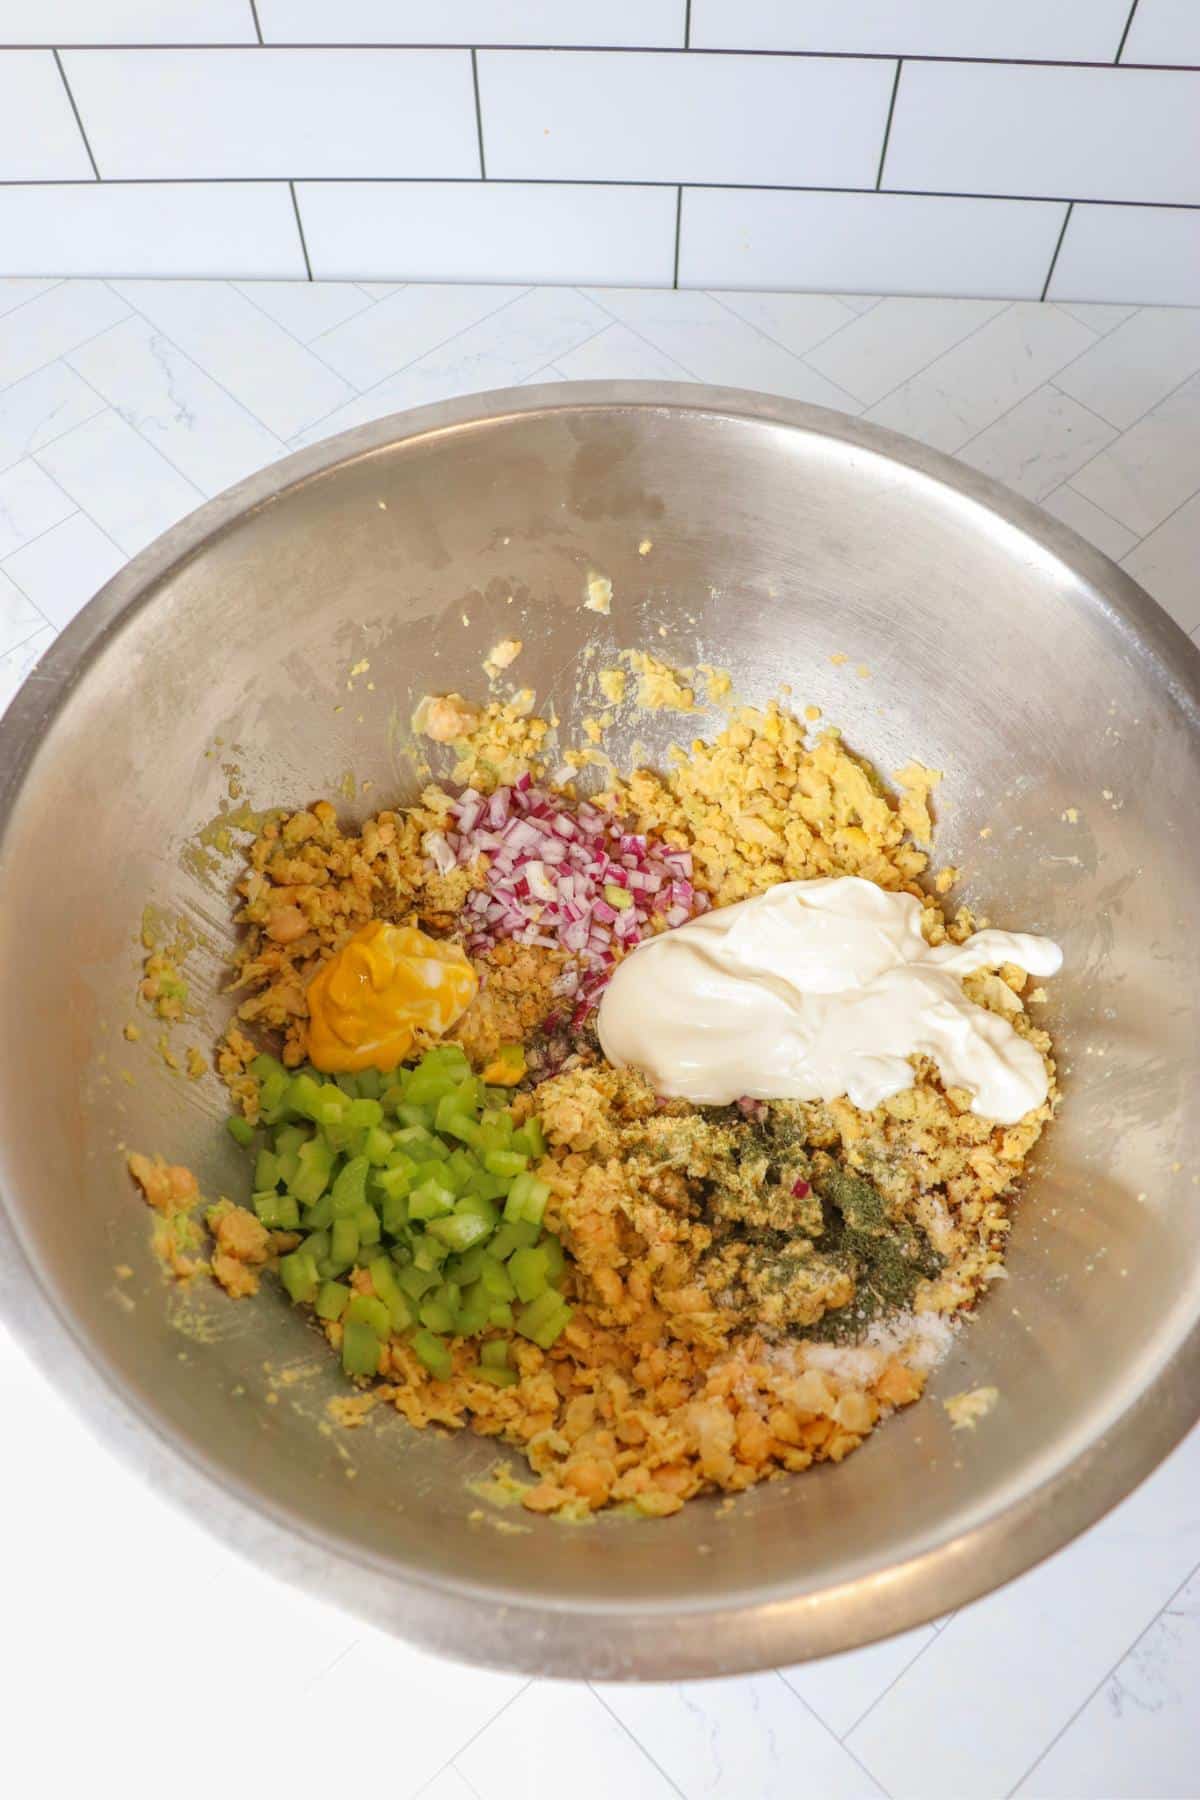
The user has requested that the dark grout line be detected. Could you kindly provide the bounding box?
[289,181,313,280]
[684,0,692,51]
[875,59,902,190]
[1040,202,1074,301]
[1,44,1197,68]
[52,49,100,180]
[672,186,682,287]
[470,48,487,179]
[0,176,1197,210]
[248,0,264,45]
[1114,0,1140,64]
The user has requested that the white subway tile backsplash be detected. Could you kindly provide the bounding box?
[0,2,258,43]
[67,314,285,496]
[478,50,894,188]
[109,278,352,436]
[0,50,94,180]
[1,512,125,631]
[298,181,676,286]
[257,1,687,47]
[35,409,203,553]
[1049,204,1200,308]
[1121,0,1200,67]
[885,61,1200,205]
[691,0,1130,61]
[679,189,1066,299]
[63,48,479,179]
[0,183,306,277]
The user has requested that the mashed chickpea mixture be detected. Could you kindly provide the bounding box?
[129,689,1056,1520]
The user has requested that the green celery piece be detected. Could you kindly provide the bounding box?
[484,1148,528,1179]
[445,1244,487,1286]
[395,1103,434,1131]
[480,1337,510,1369]
[253,1191,299,1230]
[316,1279,350,1321]
[540,1233,566,1285]
[355,1068,383,1100]
[418,1296,456,1334]
[478,1255,516,1302]
[252,1051,289,1084]
[439,1112,482,1149]
[341,1319,381,1378]
[456,1191,501,1230]
[354,1201,381,1246]
[503,1171,550,1227]
[363,1125,393,1167]
[409,1178,456,1222]
[509,1246,550,1303]
[435,1157,470,1198]
[487,1301,515,1328]
[427,1211,491,1252]
[279,1251,318,1304]
[334,1073,361,1098]
[381,1192,410,1237]
[424,1043,470,1075]
[226,1114,254,1148]
[474,1365,518,1388]
[467,1167,510,1203]
[257,1068,291,1120]
[299,1228,331,1264]
[289,1136,335,1205]
[413,1232,450,1271]
[380,1083,406,1116]
[396,1262,440,1301]
[302,1191,334,1230]
[405,1067,459,1107]
[490,1219,539,1260]
[516,1293,573,1350]
[330,1154,369,1218]
[514,1117,547,1157]
[374,1163,413,1200]
[286,1072,326,1121]
[330,1216,359,1266]
[454,1283,492,1337]
[254,1148,281,1190]
[346,1293,390,1338]
[273,1123,306,1155]
[411,1330,453,1381]
[346,1096,384,1129]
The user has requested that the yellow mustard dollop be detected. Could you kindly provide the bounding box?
[306,920,477,1074]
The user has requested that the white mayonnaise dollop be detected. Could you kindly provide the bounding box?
[596,877,1062,1125]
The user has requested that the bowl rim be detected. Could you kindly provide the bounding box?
[1,379,1197,1680]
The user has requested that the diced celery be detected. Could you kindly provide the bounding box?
[380,1084,406,1115]
[488,1302,515,1328]
[286,1072,326,1121]
[480,1338,510,1369]
[346,1293,390,1338]
[381,1192,410,1237]
[490,1220,540,1261]
[479,1255,516,1303]
[418,1296,456,1334]
[395,1103,434,1131]
[302,1191,334,1229]
[396,1262,440,1301]
[374,1163,413,1201]
[252,1051,289,1084]
[425,1043,470,1075]
[355,1068,382,1100]
[411,1330,453,1381]
[515,1116,546,1157]
[467,1167,509,1203]
[503,1171,550,1227]
[258,1068,291,1120]
[445,1244,488,1286]
[409,1179,456,1222]
[316,1279,350,1321]
[474,1365,518,1388]
[509,1246,550,1303]
[341,1318,381,1378]
[330,1154,369,1217]
[405,1068,459,1107]
[427,1211,491,1252]
[516,1292,573,1350]
[484,1148,528,1179]
[346,1097,383,1129]
[454,1283,491,1336]
[299,1228,331,1265]
[290,1136,335,1204]
[253,1191,299,1230]
[439,1112,482,1148]
[254,1148,281,1191]
[540,1233,566,1285]
[363,1125,393,1167]
[334,1072,360,1098]
[354,1201,381,1246]
[330,1216,359,1267]
[413,1232,450,1271]
[456,1191,501,1230]
[226,1114,254,1148]
[279,1251,318,1304]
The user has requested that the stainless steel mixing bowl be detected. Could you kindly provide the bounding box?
[1,383,1197,1680]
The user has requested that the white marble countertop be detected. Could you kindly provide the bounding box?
[2,279,1198,1800]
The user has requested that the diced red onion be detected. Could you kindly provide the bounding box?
[792,1178,812,1198]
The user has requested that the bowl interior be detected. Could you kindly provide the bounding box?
[1,388,1198,1676]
